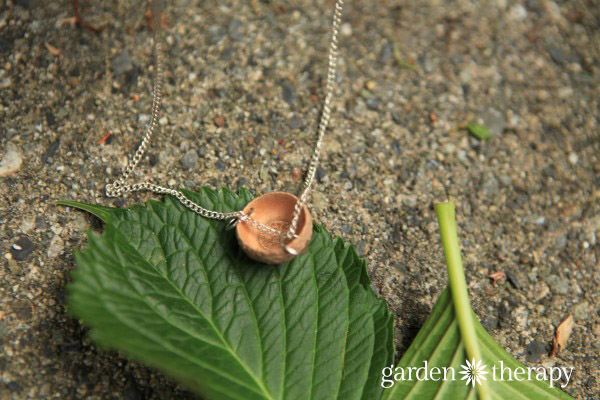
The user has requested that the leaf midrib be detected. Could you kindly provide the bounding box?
[172,200,268,384]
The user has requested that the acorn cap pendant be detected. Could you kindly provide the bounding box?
[236,192,312,264]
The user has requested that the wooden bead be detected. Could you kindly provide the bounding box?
[236,192,312,264]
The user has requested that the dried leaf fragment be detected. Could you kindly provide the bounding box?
[489,270,506,287]
[45,43,61,57]
[551,314,574,356]
[62,17,78,26]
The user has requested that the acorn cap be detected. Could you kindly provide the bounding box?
[236,192,313,264]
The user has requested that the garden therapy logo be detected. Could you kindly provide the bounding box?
[459,358,488,387]
[381,360,574,389]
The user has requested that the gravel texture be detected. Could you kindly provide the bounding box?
[1,0,599,399]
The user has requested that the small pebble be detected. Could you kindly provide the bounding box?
[10,237,35,261]
[525,215,546,225]
[573,301,590,320]
[482,108,505,135]
[42,140,60,164]
[568,152,579,165]
[498,175,512,186]
[112,49,133,76]
[0,143,23,176]
[138,114,150,124]
[555,235,567,250]
[355,240,367,256]
[47,235,64,258]
[147,153,159,166]
[35,216,46,230]
[508,4,527,20]
[391,223,403,243]
[512,305,529,331]
[547,45,566,65]
[526,340,547,362]
[535,284,550,301]
[391,110,403,125]
[20,216,35,233]
[228,18,243,41]
[280,83,295,105]
[215,160,226,171]
[311,191,326,211]
[366,98,380,110]
[208,26,225,45]
[288,116,304,130]
[45,109,56,127]
[181,149,199,170]
[558,87,573,98]
[236,177,248,189]
[213,115,225,127]
[547,275,569,295]
[505,271,521,289]
[481,173,499,197]
[0,78,11,89]
[380,42,392,63]
[482,316,499,331]
[315,167,327,182]
[340,23,352,37]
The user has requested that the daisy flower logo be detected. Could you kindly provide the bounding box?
[459,358,489,387]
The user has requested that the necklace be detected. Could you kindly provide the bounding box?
[105,1,344,264]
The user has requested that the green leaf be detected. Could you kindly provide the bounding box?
[382,288,575,399]
[382,200,574,400]
[466,124,491,141]
[60,187,394,400]
[56,200,116,223]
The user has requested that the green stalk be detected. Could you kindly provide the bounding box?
[435,198,491,400]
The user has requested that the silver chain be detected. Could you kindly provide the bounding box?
[106,1,344,246]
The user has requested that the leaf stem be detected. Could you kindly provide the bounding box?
[435,198,491,400]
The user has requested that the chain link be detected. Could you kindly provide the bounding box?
[285,0,343,240]
[106,1,344,247]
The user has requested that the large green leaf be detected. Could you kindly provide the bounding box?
[382,288,574,399]
[58,187,393,400]
[382,200,574,400]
